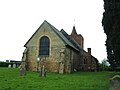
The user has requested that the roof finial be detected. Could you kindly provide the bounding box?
[74,19,75,26]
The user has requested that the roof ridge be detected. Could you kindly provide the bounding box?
[24,20,79,51]
[24,20,46,47]
[45,21,79,51]
[60,29,82,50]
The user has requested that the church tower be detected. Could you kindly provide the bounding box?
[70,26,84,49]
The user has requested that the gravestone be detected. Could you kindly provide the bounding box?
[20,67,26,76]
[59,62,64,74]
[40,65,46,77]
[19,65,26,76]
[8,64,11,68]
[109,75,120,90]
[13,64,16,68]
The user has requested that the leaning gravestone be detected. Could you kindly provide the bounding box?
[109,75,120,90]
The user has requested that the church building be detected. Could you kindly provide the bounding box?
[22,20,99,73]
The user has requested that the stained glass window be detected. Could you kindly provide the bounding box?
[39,36,50,56]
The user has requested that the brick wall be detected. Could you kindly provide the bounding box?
[70,26,84,49]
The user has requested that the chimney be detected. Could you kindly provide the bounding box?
[87,48,91,55]
[87,48,92,70]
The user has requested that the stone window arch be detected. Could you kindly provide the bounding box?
[39,36,50,56]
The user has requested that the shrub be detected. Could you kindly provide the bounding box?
[0,62,13,67]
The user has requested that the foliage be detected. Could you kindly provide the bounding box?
[102,0,120,69]
[99,59,111,71]
[102,59,109,66]
[0,68,120,90]
[0,62,13,67]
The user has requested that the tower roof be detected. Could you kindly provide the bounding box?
[71,26,77,35]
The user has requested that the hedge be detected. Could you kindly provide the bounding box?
[0,62,14,67]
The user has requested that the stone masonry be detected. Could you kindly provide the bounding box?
[22,20,99,73]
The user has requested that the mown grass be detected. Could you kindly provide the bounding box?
[0,68,120,90]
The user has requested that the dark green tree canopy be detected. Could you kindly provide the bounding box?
[102,0,120,69]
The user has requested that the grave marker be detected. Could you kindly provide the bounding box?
[109,75,120,90]
[8,64,11,68]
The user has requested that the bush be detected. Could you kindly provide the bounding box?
[99,63,111,71]
[115,67,120,71]
[0,62,13,67]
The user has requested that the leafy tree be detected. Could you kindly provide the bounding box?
[99,59,110,71]
[102,0,120,70]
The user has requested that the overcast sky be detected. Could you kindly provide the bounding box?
[0,0,106,62]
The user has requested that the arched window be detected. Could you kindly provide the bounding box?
[39,36,50,56]
[84,57,87,64]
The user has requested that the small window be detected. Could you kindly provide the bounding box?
[39,36,50,56]
[84,57,87,64]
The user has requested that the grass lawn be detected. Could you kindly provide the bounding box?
[0,68,120,90]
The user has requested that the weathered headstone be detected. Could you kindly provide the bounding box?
[13,64,16,68]
[8,64,11,68]
[39,65,46,77]
[59,62,64,74]
[19,65,26,76]
[109,75,120,90]
[20,68,26,76]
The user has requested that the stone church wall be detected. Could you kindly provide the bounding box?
[64,47,80,73]
[26,46,37,71]
[25,22,67,72]
[23,21,99,73]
